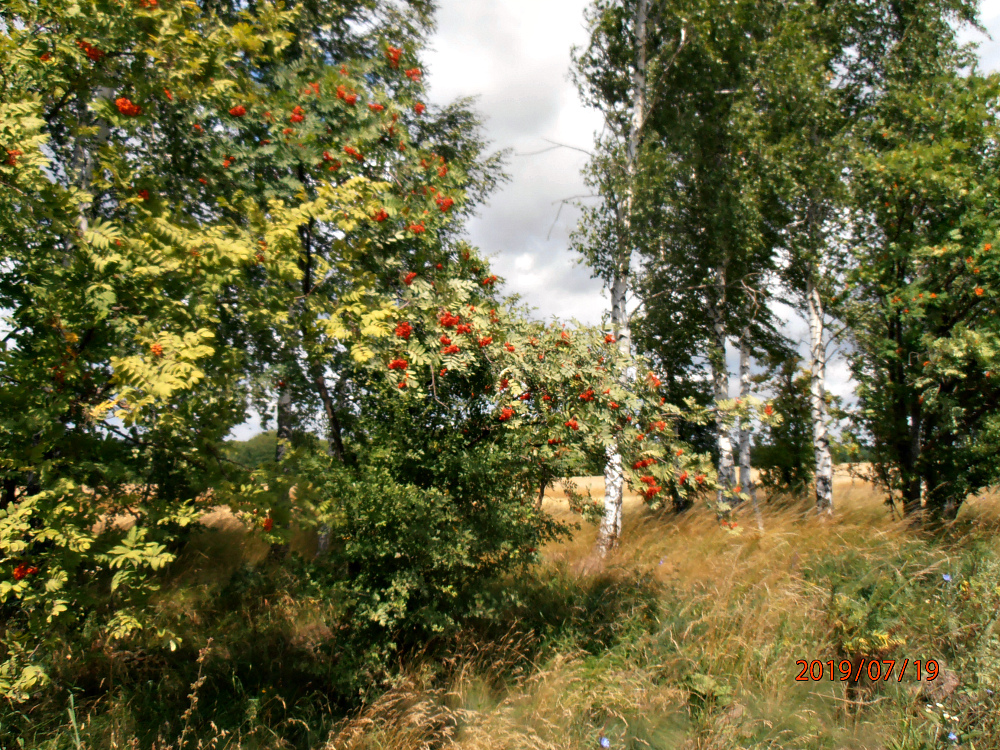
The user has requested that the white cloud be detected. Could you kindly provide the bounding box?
[424,0,606,324]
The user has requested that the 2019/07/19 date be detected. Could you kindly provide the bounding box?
[795,659,939,682]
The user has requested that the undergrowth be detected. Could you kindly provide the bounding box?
[5,482,1000,749]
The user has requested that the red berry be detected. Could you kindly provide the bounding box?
[115,97,142,117]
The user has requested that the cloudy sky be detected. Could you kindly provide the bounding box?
[420,0,1000,407]
[423,0,606,325]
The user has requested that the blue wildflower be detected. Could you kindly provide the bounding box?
[943,574,952,582]
[948,731,958,742]
[599,738,611,748]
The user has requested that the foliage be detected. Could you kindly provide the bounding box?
[0,0,499,703]
[752,355,815,495]
[844,64,1000,519]
[0,0,739,707]
[223,431,280,469]
[0,0,306,700]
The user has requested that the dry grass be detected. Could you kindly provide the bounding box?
[28,470,1000,749]
[319,470,1000,750]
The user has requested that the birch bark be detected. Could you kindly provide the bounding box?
[738,330,763,530]
[596,0,647,555]
[806,270,834,513]
[708,266,736,508]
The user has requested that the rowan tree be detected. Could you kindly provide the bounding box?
[844,65,1000,520]
[0,0,759,706]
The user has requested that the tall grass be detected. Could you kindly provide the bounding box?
[319,474,1000,750]
[9,472,1000,749]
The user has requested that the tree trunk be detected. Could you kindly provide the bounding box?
[597,444,625,553]
[314,373,345,462]
[269,382,294,562]
[806,271,834,514]
[596,0,647,556]
[597,272,630,554]
[1,477,15,512]
[275,384,293,462]
[903,395,924,517]
[72,87,114,235]
[312,372,345,557]
[709,268,736,508]
[738,331,763,531]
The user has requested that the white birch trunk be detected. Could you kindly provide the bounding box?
[806,271,834,514]
[710,266,736,508]
[738,331,763,530]
[713,336,736,508]
[597,0,647,555]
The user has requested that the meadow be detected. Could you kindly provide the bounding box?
[13,469,1000,750]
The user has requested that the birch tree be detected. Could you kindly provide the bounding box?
[571,0,659,553]
[766,0,981,514]
[625,0,793,512]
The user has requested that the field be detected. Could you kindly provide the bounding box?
[320,470,1000,750]
[12,469,1000,749]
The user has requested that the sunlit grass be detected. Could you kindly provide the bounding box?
[320,469,1000,750]
[14,469,1000,749]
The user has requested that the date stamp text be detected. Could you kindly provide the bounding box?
[795,658,939,682]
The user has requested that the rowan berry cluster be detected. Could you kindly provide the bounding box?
[115,97,142,116]
[13,563,39,581]
[76,39,105,61]
[336,85,358,105]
